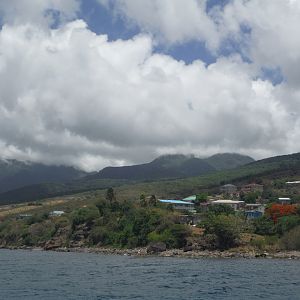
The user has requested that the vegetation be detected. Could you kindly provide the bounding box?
[0,152,299,253]
[201,214,242,250]
[0,188,190,250]
[279,226,300,250]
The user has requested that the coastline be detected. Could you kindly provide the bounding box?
[2,246,300,259]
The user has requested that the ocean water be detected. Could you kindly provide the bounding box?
[0,249,299,300]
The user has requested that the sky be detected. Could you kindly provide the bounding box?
[0,0,299,171]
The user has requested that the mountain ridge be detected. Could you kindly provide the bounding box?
[93,153,255,180]
[0,159,87,193]
[0,152,299,205]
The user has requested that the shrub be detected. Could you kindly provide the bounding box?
[202,215,242,250]
[250,236,266,250]
[266,204,297,223]
[0,221,29,245]
[71,206,99,227]
[208,204,235,216]
[148,224,190,249]
[279,226,300,250]
[28,221,56,244]
[275,215,300,235]
[252,216,275,236]
[26,213,48,225]
[89,226,110,245]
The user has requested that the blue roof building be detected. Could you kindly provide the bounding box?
[159,199,195,212]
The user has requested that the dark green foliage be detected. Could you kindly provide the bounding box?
[139,194,147,207]
[252,216,275,236]
[208,204,235,216]
[148,224,190,248]
[241,191,261,203]
[71,206,99,227]
[92,199,190,248]
[201,214,242,250]
[105,187,116,203]
[26,221,56,245]
[25,213,48,225]
[194,193,208,205]
[279,225,300,250]
[148,195,157,206]
[275,215,300,235]
[0,219,56,246]
[89,226,110,245]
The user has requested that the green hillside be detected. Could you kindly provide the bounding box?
[0,152,298,205]
[204,153,254,170]
[0,159,87,193]
[93,153,254,180]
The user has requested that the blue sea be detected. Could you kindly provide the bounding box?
[0,249,299,299]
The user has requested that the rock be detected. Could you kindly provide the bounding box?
[44,239,62,250]
[183,245,193,252]
[147,242,167,254]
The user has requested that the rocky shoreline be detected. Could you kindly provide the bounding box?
[2,245,300,259]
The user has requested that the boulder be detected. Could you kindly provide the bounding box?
[147,242,167,254]
[183,245,193,252]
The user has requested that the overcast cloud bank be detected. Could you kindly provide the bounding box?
[0,0,299,171]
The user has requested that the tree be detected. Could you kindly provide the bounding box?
[266,204,297,223]
[275,215,300,235]
[208,204,235,216]
[195,193,208,203]
[140,194,147,207]
[280,225,300,250]
[252,216,275,236]
[202,214,241,250]
[106,187,116,204]
[148,195,157,207]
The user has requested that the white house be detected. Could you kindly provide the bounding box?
[211,199,245,211]
[278,198,292,205]
[49,210,65,217]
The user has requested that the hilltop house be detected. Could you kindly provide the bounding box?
[244,203,265,219]
[159,199,195,212]
[278,198,292,205]
[211,199,245,211]
[241,183,264,193]
[220,184,237,194]
[49,210,65,217]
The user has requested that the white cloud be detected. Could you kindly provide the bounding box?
[100,0,300,87]
[0,19,299,171]
[219,0,300,87]
[98,0,221,50]
[0,0,80,27]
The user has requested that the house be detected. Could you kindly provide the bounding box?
[17,214,32,219]
[220,184,237,194]
[278,198,292,205]
[241,183,264,193]
[182,195,196,202]
[244,203,265,219]
[245,203,265,213]
[49,210,65,217]
[178,214,202,225]
[159,199,195,212]
[211,199,245,211]
[245,210,263,219]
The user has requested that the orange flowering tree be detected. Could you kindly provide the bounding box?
[266,204,297,223]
